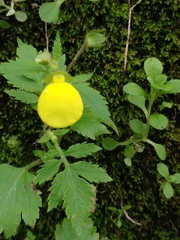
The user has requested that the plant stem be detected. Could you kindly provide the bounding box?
[66,38,87,72]
[144,88,158,139]
[51,135,68,166]
[25,159,42,171]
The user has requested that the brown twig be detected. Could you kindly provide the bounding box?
[123,0,142,78]
[121,199,142,226]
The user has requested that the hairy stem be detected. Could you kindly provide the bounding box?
[51,135,68,166]
[25,159,42,171]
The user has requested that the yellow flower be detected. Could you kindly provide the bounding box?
[38,74,83,128]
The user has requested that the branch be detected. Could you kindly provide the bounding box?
[121,199,142,226]
[123,0,142,78]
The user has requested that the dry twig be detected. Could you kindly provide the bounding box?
[121,199,142,226]
[123,0,142,77]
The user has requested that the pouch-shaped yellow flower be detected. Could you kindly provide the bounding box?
[38,74,83,128]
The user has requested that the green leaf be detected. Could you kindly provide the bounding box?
[163,182,173,198]
[64,143,101,158]
[48,166,94,235]
[86,30,106,48]
[0,164,42,238]
[101,137,121,150]
[35,159,61,184]
[74,73,93,83]
[116,220,122,228]
[4,74,42,93]
[15,11,27,22]
[123,82,148,97]
[71,108,110,140]
[39,0,65,23]
[145,139,166,160]
[127,95,148,116]
[173,173,180,184]
[157,163,169,178]
[5,90,39,104]
[0,58,44,78]
[75,83,118,133]
[154,74,167,86]
[53,129,70,137]
[58,54,66,70]
[25,230,36,240]
[0,20,11,29]
[0,0,7,7]
[159,101,173,110]
[144,57,163,81]
[124,145,135,158]
[167,175,176,183]
[52,32,62,62]
[130,119,147,137]
[55,218,99,240]
[70,161,112,183]
[159,80,180,95]
[149,114,168,130]
[6,1,15,16]
[123,205,131,211]
[39,133,51,143]
[124,158,132,167]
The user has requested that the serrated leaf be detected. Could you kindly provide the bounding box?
[127,95,148,116]
[173,173,180,184]
[53,129,69,137]
[0,58,44,77]
[15,11,27,22]
[123,82,147,97]
[58,54,66,70]
[64,143,101,158]
[4,74,42,93]
[52,32,62,62]
[163,182,173,198]
[157,163,169,178]
[144,57,163,81]
[48,167,94,235]
[16,39,38,61]
[38,133,50,143]
[146,139,166,160]
[71,108,110,140]
[5,90,39,104]
[74,83,118,133]
[149,114,168,130]
[45,149,59,159]
[130,119,147,136]
[74,73,93,83]
[70,161,112,183]
[55,218,99,240]
[35,160,61,184]
[39,0,64,23]
[124,145,135,158]
[0,164,42,238]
